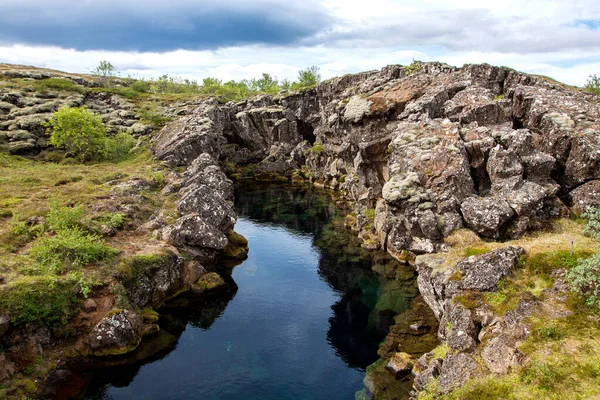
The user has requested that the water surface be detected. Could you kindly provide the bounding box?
[76,183,418,400]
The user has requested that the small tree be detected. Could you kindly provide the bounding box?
[295,66,321,88]
[585,74,600,95]
[92,61,117,87]
[250,73,280,94]
[44,107,107,162]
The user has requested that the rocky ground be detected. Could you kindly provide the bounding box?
[1,61,599,399]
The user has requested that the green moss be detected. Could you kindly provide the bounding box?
[431,343,451,360]
[366,358,385,374]
[303,140,323,156]
[364,208,376,222]
[453,290,483,309]
[118,252,173,283]
[0,275,78,327]
[34,78,86,94]
[464,247,489,257]
[494,94,505,101]
[525,250,592,275]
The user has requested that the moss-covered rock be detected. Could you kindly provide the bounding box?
[222,230,249,260]
[191,272,229,296]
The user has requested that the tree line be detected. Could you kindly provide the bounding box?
[92,61,322,101]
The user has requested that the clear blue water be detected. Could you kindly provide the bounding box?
[69,183,417,400]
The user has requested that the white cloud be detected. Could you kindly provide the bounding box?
[0,0,599,86]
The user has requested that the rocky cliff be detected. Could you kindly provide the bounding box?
[154,62,600,257]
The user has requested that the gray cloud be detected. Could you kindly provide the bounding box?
[0,0,333,51]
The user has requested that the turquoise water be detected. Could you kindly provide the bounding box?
[71,183,418,400]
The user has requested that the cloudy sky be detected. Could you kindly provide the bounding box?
[1,0,599,85]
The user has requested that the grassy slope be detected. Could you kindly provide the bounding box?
[418,221,600,400]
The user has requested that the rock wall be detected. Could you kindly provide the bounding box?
[153,62,600,262]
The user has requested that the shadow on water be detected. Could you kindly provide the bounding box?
[59,181,419,400]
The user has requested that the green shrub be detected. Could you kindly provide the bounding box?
[568,207,600,308]
[99,212,127,229]
[130,80,150,93]
[30,228,118,273]
[92,61,117,87]
[0,276,78,326]
[405,60,422,75]
[582,206,600,240]
[102,132,136,162]
[292,66,321,89]
[46,199,84,232]
[568,252,600,309]
[585,74,600,95]
[44,107,107,162]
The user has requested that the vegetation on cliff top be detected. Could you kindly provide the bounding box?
[89,60,323,102]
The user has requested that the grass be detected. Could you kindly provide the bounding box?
[33,78,85,94]
[0,149,172,325]
[434,218,600,399]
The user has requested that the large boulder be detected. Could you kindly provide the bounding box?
[88,309,144,356]
[460,196,514,239]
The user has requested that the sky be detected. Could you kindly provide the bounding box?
[0,0,599,86]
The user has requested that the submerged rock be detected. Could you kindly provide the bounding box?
[191,272,230,295]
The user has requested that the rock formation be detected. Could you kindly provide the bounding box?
[154,62,599,262]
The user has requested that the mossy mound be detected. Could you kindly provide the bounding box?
[191,273,229,295]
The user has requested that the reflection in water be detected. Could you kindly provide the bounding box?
[67,181,419,400]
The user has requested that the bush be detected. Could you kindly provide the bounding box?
[294,66,321,88]
[102,132,136,162]
[44,107,107,162]
[92,61,117,87]
[568,207,600,308]
[46,199,84,232]
[582,206,600,240]
[585,74,600,95]
[130,80,150,93]
[568,252,600,309]
[30,228,118,273]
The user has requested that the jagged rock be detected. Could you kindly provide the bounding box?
[413,358,442,391]
[177,184,236,232]
[89,309,143,356]
[568,180,600,215]
[437,353,477,393]
[439,302,478,351]
[166,214,228,251]
[460,196,514,239]
[386,352,414,378]
[183,153,234,200]
[125,248,188,309]
[448,247,524,293]
[127,122,153,137]
[481,334,524,374]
